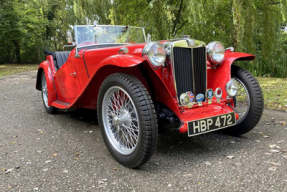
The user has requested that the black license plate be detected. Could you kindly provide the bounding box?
[188,112,236,137]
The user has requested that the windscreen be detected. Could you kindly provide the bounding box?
[74,25,146,47]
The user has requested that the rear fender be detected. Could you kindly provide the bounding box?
[207,52,255,99]
[36,60,57,106]
[74,55,181,119]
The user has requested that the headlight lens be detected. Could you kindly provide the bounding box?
[226,78,239,97]
[206,41,225,65]
[143,42,166,67]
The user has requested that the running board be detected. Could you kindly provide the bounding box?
[51,100,71,109]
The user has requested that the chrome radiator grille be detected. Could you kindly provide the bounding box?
[173,47,207,101]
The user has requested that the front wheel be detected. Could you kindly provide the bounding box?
[97,73,157,168]
[222,65,264,136]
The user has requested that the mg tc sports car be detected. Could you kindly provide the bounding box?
[36,25,264,168]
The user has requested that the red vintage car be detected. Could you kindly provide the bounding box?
[36,25,264,168]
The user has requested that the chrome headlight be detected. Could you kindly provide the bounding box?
[143,42,166,67]
[226,78,239,97]
[207,41,225,65]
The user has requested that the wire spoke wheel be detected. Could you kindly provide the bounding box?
[98,73,157,168]
[222,65,263,136]
[42,74,49,108]
[233,77,250,124]
[102,86,139,155]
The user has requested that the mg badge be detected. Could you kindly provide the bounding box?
[215,87,223,103]
[196,93,204,106]
[186,91,195,108]
[206,89,214,104]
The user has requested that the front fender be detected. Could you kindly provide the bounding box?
[72,54,181,119]
[97,54,145,68]
[207,52,255,99]
[36,60,57,106]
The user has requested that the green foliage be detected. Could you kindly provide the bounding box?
[0,0,286,77]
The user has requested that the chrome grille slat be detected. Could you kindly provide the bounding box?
[173,47,194,98]
[173,47,207,101]
[193,47,207,99]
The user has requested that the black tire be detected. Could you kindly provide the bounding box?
[97,73,158,168]
[41,71,57,114]
[222,65,264,136]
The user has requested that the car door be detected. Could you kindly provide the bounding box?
[55,55,81,100]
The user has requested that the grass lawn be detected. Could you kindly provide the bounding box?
[0,64,38,77]
[0,64,286,111]
[257,77,287,112]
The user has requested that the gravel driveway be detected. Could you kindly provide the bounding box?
[0,71,287,192]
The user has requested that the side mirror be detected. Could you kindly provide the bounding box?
[67,31,72,44]
[146,34,151,43]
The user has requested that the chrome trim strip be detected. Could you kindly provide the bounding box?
[78,43,130,49]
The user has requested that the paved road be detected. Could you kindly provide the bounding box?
[0,71,287,192]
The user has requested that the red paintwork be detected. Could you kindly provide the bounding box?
[37,59,57,106]
[207,52,255,99]
[36,42,255,134]
[179,103,237,134]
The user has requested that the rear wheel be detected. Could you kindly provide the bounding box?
[222,65,264,136]
[97,73,157,168]
[41,71,57,114]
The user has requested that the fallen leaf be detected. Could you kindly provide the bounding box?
[198,182,201,185]
[204,161,211,165]
[5,168,13,174]
[8,186,12,189]
[98,179,108,185]
[269,162,281,166]
[67,124,71,126]
[270,149,280,153]
[11,141,16,144]
[269,167,278,171]
[278,121,286,126]
[113,168,117,170]
[52,153,57,157]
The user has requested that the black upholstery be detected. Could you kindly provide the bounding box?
[52,51,71,70]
